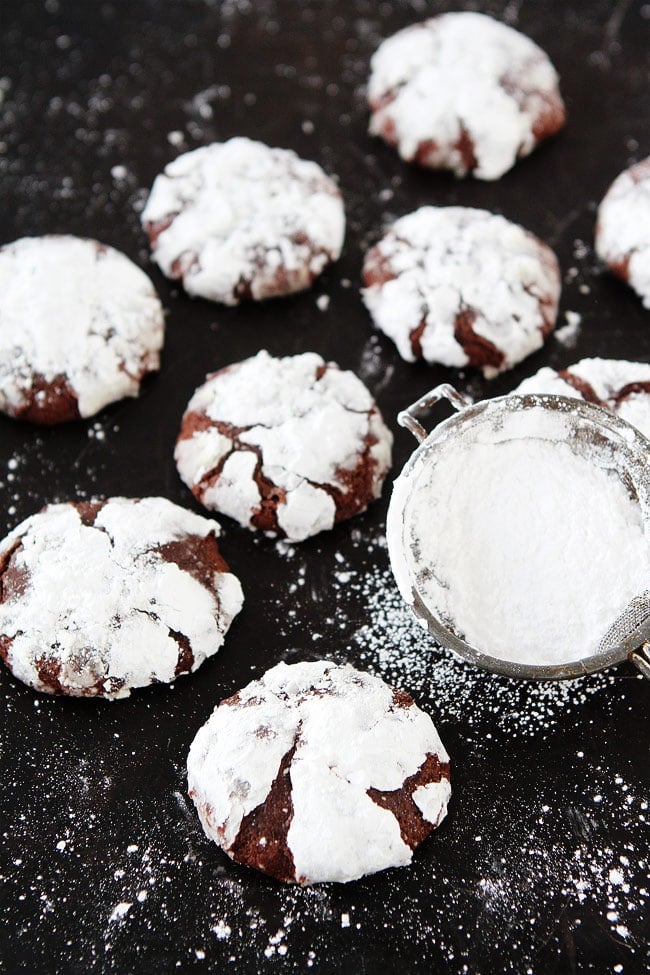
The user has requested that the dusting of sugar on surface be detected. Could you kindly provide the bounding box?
[555,309,582,346]
[3,533,647,973]
[1,1,648,972]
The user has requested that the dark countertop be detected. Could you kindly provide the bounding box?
[1,1,649,973]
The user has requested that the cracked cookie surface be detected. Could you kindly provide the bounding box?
[367,11,565,181]
[0,235,164,424]
[513,357,650,440]
[596,156,650,308]
[174,350,393,542]
[362,206,560,378]
[187,660,451,884]
[141,137,345,304]
[0,497,243,699]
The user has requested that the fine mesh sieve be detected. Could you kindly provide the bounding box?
[387,384,650,681]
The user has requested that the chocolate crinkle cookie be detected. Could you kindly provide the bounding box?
[362,206,560,378]
[175,350,393,543]
[0,498,243,699]
[595,157,650,308]
[0,236,164,424]
[141,137,345,304]
[187,661,451,885]
[367,11,565,180]
[513,357,650,441]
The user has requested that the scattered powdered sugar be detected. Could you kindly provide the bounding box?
[108,901,132,923]
[339,560,624,736]
[212,919,232,940]
[362,207,560,377]
[388,405,649,666]
[367,12,564,180]
[554,309,582,346]
[1,4,647,972]
[141,137,345,304]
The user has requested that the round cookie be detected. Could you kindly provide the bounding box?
[0,497,244,699]
[367,12,565,181]
[175,350,393,542]
[0,236,164,424]
[141,137,345,304]
[187,660,451,885]
[362,207,560,378]
[513,357,650,441]
[595,157,650,308]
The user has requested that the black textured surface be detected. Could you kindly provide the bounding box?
[1,2,649,973]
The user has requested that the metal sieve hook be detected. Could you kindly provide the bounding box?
[398,383,473,443]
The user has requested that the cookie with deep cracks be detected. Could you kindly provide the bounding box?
[367,11,565,181]
[362,206,560,378]
[175,350,393,542]
[0,497,243,699]
[141,137,345,304]
[187,660,451,884]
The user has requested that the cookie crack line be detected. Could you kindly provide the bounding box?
[367,753,451,849]
[228,743,298,883]
[0,539,25,601]
[557,370,603,406]
[133,605,161,622]
[614,381,650,404]
[192,418,378,495]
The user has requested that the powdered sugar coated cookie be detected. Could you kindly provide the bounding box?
[595,157,650,307]
[368,12,565,180]
[175,350,393,542]
[0,236,164,424]
[187,660,451,884]
[141,137,345,304]
[362,207,560,377]
[513,357,650,441]
[0,498,243,699]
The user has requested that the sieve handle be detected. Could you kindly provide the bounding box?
[398,383,474,444]
[629,642,650,680]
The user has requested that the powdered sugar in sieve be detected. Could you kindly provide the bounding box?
[387,385,650,680]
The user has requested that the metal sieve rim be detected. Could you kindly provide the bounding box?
[388,386,650,682]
